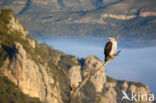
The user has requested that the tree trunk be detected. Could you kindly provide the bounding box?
[70,90,75,103]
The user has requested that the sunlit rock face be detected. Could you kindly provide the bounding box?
[7,15,28,37]
[83,55,106,93]
[69,65,82,87]
[1,43,62,103]
[100,81,151,103]
[7,14,36,48]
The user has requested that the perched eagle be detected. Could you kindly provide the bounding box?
[104,36,117,62]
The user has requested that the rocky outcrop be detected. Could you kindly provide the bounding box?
[0,42,62,103]
[100,80,151,103]
[7,13,36,48]
[79,55,151,103]
[7,15,28,37]
[83,55,106,93]
[69,65,82,87]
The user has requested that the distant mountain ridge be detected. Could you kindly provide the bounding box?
[0,0,156,41]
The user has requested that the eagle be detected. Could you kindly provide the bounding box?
[104,36,118,62]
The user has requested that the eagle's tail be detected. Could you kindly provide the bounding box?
[105,56,109,62]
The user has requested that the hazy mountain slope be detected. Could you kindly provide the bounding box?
[0,9,153,103]
[0,0,156,40]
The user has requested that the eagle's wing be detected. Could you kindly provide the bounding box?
[104,41,112,62]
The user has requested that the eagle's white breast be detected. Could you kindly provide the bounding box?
[110,39,117,56]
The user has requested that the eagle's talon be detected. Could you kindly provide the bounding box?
[110,56,114,59]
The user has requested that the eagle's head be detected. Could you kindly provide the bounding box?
[109,36,115,41]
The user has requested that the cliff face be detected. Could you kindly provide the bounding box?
[83,55,106,93]
[1,43,62,103]
[0,9,62,103]
[0,9,152,103]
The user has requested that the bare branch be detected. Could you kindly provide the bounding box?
[115,34,120,40]
[54,55,74,103]
[54,55,70,79]
[114,50,121,56]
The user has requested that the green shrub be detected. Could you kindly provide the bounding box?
[129,81,145,87]
[107,76,116,82]
[58,55,80,72]
[80,81,96,103]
